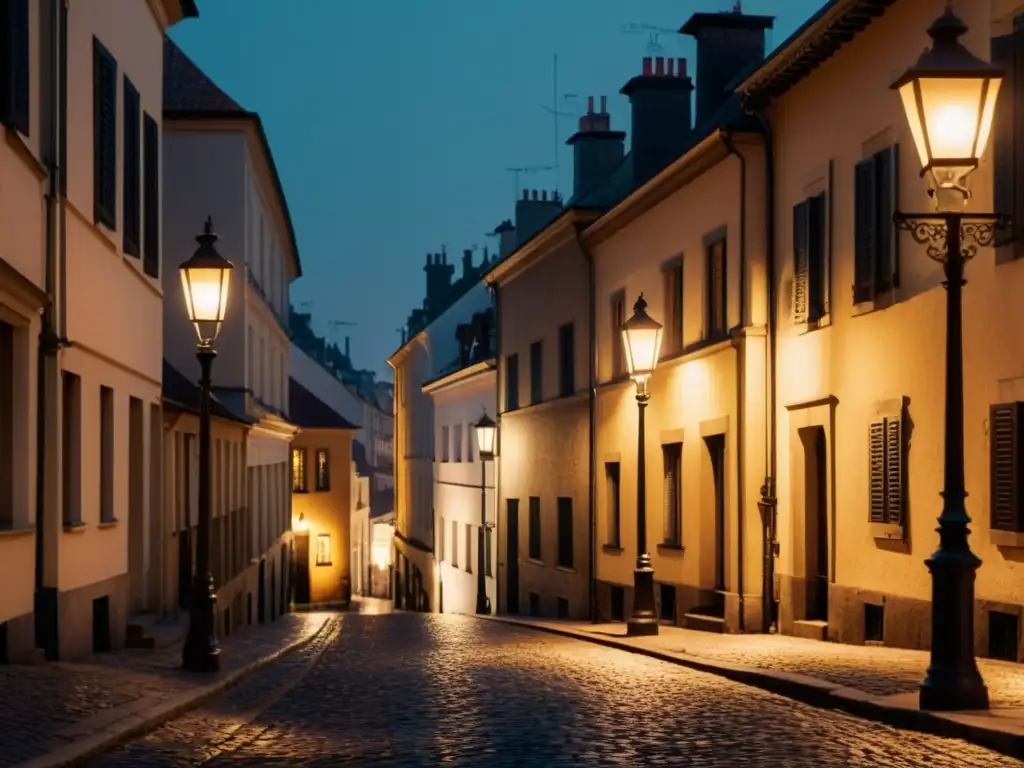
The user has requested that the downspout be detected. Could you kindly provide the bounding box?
[574,225,598,624]
[488,281,502,611]
[749,102,778,634]
[722,131,746,632]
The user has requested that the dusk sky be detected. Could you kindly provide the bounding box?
[169,0,825,380]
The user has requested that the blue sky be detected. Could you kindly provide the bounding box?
[169,0,825,379]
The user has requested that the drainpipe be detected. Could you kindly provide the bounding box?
[722,131,747,633]
[748,102,778,634]
[488,281,502,611]
[574,226,598,624]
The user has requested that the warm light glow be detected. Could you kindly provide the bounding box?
[293,512,308,532]
[622,294,663,382]
[179,217,233,345]
[371,543,390,569]
[474,411,498,459]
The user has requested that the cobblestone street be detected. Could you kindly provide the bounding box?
[94,612,1020,767]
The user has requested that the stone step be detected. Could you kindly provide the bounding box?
[683,612,726,634]
[792,619,828,641]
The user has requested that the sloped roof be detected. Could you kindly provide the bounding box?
[289,378,359,431]
[164,37,243,112]
[162,359,254,424]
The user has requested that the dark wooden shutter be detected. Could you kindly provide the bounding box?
[528,497,541,560]
[530,341,542,404]
[884,416,903,525]
[992,31,1016,246]
[559,323,574,396]
[122,77,141,258]
[1014,17,1024,255]
[143,113,160,278]
[869,420,886,522]
[792,200,809,324]
[93,38,117,230]
[808,193,827,321]
[0,0,30,135]
[557,498,573,568]
[505,353,519,411]
[854,158,877,303]
[991,403,1023,532]
[876,145,899,290]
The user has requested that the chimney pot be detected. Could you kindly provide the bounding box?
[655,57,665,75]
[667,58,675,76]
[531,189,538,200]
[642,57,653,76]
[600,95,607,112]
[587,95,594,114]
[425,253,431,266]
[542,190,547,201]
[678,58,686,77]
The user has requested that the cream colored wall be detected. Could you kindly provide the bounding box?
[769,0,1018,614]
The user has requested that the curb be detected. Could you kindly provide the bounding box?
[21,615,335,768]
[481,615,1024,761]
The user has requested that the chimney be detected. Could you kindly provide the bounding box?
[424,250,454,320]
[681,9,774,128]
[566,94,626,200]
[493,219,516,259]
[515,189,562,247]
[344,336,351,360]
[620,56,694,188]
[462,248,473,278]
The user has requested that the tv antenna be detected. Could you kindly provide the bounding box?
[328,319,358,345]
[620,22,678,53]
[505,165,554,201]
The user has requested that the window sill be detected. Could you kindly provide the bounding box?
[602,544,623,554]
[853,289,898,318]
[0,524,35,539]
[990,530,1024,549]
[869,522,903,542]
[314,487,331,493]
[657,542,684,552]
[98,518,120,529]
[526,557,544,567]
[63,520,87,534]
[555,565,576,574]
[792,314,831,335]
[316,561,333,567]
[293,489,309,495]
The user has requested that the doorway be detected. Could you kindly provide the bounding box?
[294,535,310,604]
[800,426,829,622]
[705,434,726,617]
[128,398,145,613]
[506,499,520,614]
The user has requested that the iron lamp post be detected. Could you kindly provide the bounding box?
[180,216,233,673]
[892,6,1008,711]
[474,411,497,615]
[622,293,663,637]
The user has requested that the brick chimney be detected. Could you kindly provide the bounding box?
[462,248,474,279]
[566,95,626,200]
[620,56,694,188]
[681,9,774,128]
[493,219,515,259]
[514,189,562,248]
[424,250,454,319]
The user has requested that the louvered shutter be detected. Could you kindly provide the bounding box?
[992,30,1016,248]
[876,145,899,290]
[808,193,827,321]
[93,39,117,229]
[1015,17,1024,256]
[869,420,886,523]
[143,113,160,278]
[884,416,903,525]
[1,0,29,136]
[854,158,877,303]
[122,78,141,258]
[990,403,1022,532]
[792,201,809,323]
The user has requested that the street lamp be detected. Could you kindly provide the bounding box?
[179,216,233,673]
[474,411,497,615]
[621,293,662,636]
[891,6,1008,712]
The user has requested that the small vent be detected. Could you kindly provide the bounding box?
[989,611,1019,662]
[660,584,677,624]
[529,592,541,617]
[610,586,625,622]
[556,597,569,619]
[864,603,884,643]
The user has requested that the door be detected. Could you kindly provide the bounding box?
[802,426,829,621]
[257,559,266,623]
[294,535,311,604]
[506,499,520,614]
[706,435,726,616]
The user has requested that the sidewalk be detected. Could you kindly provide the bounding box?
[483,615,1024,760]
[1,611,333,768]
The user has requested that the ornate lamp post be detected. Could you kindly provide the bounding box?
[179,216,233,673]
[891,6,1007,711]
[474,411,497,615]
[621,294,663,637]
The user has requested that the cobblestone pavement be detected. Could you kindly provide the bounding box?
[95,613,1019,767]
[0,612,328,767]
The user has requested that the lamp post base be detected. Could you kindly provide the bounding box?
[627,560,659,637]
[182,573,220,673]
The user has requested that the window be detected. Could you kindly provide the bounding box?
[315,449,330,491]
[558,323,575,397]
[557,497,573,569]
[992,29,1022,257]
[93,38,117,230]
[991,403,1024,533]
[663,260,683,354]
[465,522,472,573]
[316,533,332,566]
[0,0,29,135]
[606,462,621,547]
[530,341,543,405]
[663,443,682,545]
[853,146,899,303]
[0,321,14,527]
[610,292,626,378]
[100,386,114,523]
[439,516,445,561]
[122,76,141,257]
[467,425,474,463]
[505,354,519,411]
[453,424,463,462]
[440,426,449,462]
[291,447,307,492]
[706,237,727,338]
[793,194,828,323]
[485,526,492,576]
[528,496,541,560]
[451,519,459,568]
[869,411,904,526]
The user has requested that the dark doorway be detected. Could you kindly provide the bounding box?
[294,534,310,604]
[801,426,829,621]
[506,499,520,614]
[257,559,266,624]
[92,596,111,653]
[177,528,193,610]
[705,434,726,617]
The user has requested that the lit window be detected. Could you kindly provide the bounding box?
[316,533,332,566]
[292,447,307,492]
[316,449,330,491]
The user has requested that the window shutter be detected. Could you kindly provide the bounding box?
[662,444,681,544]
[992,31,1016,248]
[792,201,809,324]
[869,420,886,523]
[93,39,117,230]
[876,145,899,290]
[884,416,903,525]
[1014,17,1024,255]
[143,113,160,277]
[808,193,827,321]
[853,158,877,303]
[122,77,141,258]
[990,403,1023,532]
[0,0,30,135]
